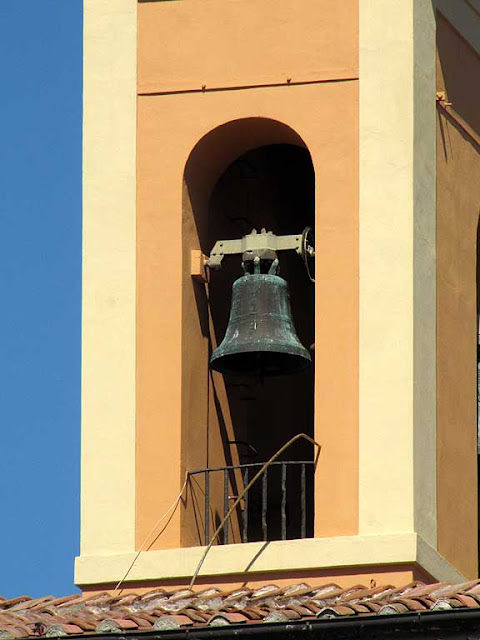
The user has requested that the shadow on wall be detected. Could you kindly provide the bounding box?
[437,11,480,137]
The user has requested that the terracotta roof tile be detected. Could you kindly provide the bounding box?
[95,619,122,634]
[453,594,480,607]
[241,606,266,620]
[288,603,315,616]
[282,583,312,598]
[378,603,410,615]
[430,599,453,611]
[464,582,480,595]
[0,599,31,611]
[263,610,291,623]
[349,603,371,614]
[310,584,344,599]
[4,579,480,638]
[181,608,209,623]
[125,614,155,626]
[390,598,427,612]
[152,614,193,631]
[67,617,96,631]
[208,612,248,626]
[400,582,449,598]
[0,625,31,638]
[44,623,84,637]
[316,605,352,619]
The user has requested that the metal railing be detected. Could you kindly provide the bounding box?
[187,460,314,545]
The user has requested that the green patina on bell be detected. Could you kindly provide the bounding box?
[210,273,311,376]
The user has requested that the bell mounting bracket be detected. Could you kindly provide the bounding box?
[203,227,315,280]
[191,228,315,282]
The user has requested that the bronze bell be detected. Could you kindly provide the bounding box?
[210,273,311,376]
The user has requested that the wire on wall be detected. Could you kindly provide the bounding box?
[114,473,189,594]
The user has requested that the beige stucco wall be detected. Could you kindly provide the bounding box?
[359,0,437,545]
[76,533,464,591]
[413,0,438,548]
[81,0,137,557]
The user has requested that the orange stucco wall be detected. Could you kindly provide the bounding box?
[84,563,431,595]
[136,0,359,551]
[436,12,480,579]
[137,0,357,94]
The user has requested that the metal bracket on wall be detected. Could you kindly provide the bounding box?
[207,228,314,271]
[190,250,209,282]
[436,91,452,107]
[190,227,315,282]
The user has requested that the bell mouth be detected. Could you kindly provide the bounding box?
[210,349,311,377]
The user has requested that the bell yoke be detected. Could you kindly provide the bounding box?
[207,228,315,376]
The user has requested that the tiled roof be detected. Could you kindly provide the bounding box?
[2,581,480,638]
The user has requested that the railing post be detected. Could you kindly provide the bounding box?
[243,467,249,543]
[205,470,210,546]
[262,468,268,541]
[301,463,306,539]
[223,468,229,545]
[281,463,287,540]
[189,460,313,547]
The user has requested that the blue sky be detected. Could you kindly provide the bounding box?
[0,2,82,598]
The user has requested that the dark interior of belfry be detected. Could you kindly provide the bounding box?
[191,143,316,543]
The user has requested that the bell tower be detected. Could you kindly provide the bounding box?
[77,0,480,592]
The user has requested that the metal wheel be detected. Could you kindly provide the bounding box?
[301,226,315,283]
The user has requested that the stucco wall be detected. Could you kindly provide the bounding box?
[81,0,137,558]
[135,0,359,551]
[436,11,480,579]
[137,0,357,94]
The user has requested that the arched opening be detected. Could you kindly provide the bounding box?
[181,119,315,546]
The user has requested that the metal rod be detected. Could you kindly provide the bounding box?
[223,468,229,544]
[243,467,249,543]
[301,463,306,538]
[204,470,210,546]
[281,463,287,540]
[262,468,268,541]
[185,460,316,547]
[189,433,322,589]
[188,460,314,475]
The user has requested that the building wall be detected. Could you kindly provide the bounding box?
[436,10,480,579]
